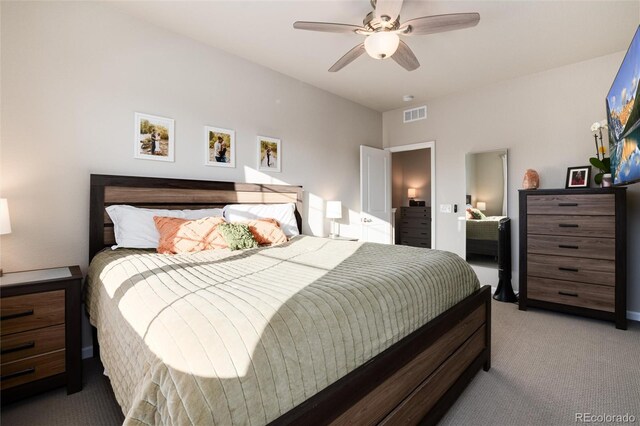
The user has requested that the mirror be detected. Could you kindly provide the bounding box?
[465,149,508,267]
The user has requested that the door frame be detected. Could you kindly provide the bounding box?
[386,141,436,249]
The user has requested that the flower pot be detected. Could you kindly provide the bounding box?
[601,173,612,188]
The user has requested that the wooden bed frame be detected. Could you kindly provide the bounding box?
[88,174,491,425]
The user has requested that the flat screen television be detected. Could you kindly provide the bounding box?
[607,25,640,186]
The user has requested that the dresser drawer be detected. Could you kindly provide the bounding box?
[400,229,431,239]
[526,194,614,215]
[0,290,65,336]
[400,207,431,218]
[527,254,614,287]
[0,349,66,390]
[1,324,65,363]
[527,215,615,238]
[527,277,614,312]
[400,237,431,248]
[399,217,431,229]
[527,235,615,261]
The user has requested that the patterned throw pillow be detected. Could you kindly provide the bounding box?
[154,216,227,254]
[217,223,259,251]
[244,218,288,246]
[466,208,486,220]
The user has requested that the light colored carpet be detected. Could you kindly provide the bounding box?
[440,302,640,426]
[1,302,639,426]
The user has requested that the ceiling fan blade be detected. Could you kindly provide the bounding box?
[375,0,404,23]
[293,21,367,34]
[392,40,420,71]
[329,43,366,72]
[401,13,480,36]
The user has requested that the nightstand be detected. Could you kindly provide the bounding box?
[0,266,83,404]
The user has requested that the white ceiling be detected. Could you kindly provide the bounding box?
[108,0,639,112]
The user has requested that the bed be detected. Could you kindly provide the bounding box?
[466,216,506,258]
[86,174,491,425]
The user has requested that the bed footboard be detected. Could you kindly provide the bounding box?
[272,285,492,425]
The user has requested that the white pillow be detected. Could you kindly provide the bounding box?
[183,208,224,220]
[106,205,223,249]
[223,203,299,237]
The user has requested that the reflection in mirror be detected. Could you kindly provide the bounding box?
[465,149,508,268]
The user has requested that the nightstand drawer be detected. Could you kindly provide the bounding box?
[0,350,65,390]
[527,215,615,238]
[527,254,615,287]
[1,324,65,363]
[527,277,614,312]
[0,290,65,336]
[526,194,614,215]
[527,235,615,261]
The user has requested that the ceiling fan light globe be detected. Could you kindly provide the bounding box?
[364,31,399,60]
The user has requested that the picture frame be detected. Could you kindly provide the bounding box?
[257,136,281,173]
[205,126,235,168]
[134,112,175,162]
[565,166,591,189]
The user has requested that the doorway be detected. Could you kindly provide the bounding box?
[387,142,436,249]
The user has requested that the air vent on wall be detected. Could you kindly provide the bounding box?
[403,106,427,123]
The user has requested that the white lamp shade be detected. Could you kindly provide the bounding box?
[407,188,417,199]
[364,31,400,59]
[476,201,486,211]
[326,201,342,219]
[0,199,11,235]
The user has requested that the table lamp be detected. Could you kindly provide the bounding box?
[326,201,342,238]
[477,201,486,211]
[408,188,417,206]
[0,198,12,277]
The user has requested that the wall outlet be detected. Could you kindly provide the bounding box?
[440,204,452,213]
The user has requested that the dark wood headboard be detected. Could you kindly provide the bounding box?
[89,174,303,260]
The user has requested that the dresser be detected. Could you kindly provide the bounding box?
[0,266,83,404]
[518,188,627,329]
[399,206,431,248]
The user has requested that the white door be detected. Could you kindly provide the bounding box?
[360,145,392,244]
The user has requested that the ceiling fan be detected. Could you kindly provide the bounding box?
[293,0,480,72]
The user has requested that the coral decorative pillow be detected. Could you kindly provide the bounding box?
[154,216,227,254]
[245,218,288,246]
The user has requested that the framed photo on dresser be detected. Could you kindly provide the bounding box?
[565,166,590,188]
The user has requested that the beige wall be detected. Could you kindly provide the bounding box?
[383,51,640,315]
[0,2,382,274]
[392,148,432,207]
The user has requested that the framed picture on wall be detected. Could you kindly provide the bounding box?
[134,112,175,162]
[565,166,591,188]
[205,126,235,168]
[257,136,281,172]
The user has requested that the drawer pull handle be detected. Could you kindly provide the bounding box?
[1,341,35,355]
[558,267,579,272]
[558,291,578,297]
[1,309,34,321]
[558,244,579,249]
[558,224,579,228]
[0,367,35,382]
[558,203,578,207]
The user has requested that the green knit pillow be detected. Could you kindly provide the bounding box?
[218,223,258,251]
